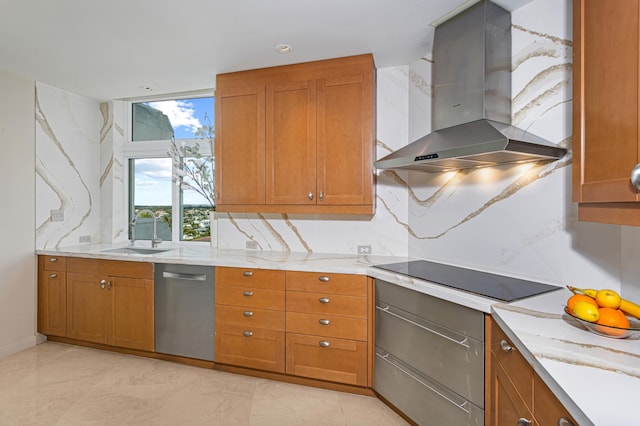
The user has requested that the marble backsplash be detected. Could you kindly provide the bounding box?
[32,0,636,295]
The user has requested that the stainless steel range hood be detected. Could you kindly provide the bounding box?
[374,0,566,172]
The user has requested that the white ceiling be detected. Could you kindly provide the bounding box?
[0,0,532,101]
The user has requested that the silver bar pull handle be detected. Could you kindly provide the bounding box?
[319,297,330,304]
[319,191,324,201]
[243,271,253,277]
[318,276,330,282]
[243,311,254,317]
[49,257,58,262]
[308,191,313,200]
[319,341,330,347]
[49,273,57,278]
[376,305,469,348]
[162,271,207,281]
[243,331,253,337]
[558,418,575,426]
[517,418,532,426]
[319,319,330,325]
[243,291,254,297]
[99,279,107,289]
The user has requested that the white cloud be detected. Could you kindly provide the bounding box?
[146,100,202,135]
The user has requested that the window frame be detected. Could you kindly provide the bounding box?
[123,90,214,244]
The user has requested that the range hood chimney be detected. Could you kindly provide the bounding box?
[374,0,566,172]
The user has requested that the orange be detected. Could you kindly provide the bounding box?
[567,294,598,314]
[595,308,630,337]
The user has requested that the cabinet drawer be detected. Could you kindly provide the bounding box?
[375,350,483,426]
[491,318,533,406]
[286,291,366,318]
[215,323,285,373]
[285,333,367,386]
[286,311,366,340]
[216,304,285,331]
[375,301,484,407]
[216,267,285,290]
[217,286,284,310]
[286,271,366,296]
[40,255,66,272]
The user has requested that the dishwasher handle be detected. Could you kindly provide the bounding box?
[162,271,207,281]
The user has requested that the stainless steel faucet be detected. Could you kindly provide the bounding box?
[130,209,162,248]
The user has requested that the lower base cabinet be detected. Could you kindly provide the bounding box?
[490,318,576,426]
[215,323,285,372]
[38,256,155,352]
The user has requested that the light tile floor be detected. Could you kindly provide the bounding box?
[0,342,409,425]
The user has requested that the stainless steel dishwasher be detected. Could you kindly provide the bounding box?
[154,263,215,361]
[374,279,485,425]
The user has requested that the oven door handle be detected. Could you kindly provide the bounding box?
[376,304,470,348]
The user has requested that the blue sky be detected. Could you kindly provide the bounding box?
[134,96,214,206]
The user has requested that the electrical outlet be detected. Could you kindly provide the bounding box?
[358,245,372,255]
[50,209,64,222]
[246,240,258,250]
[79,235,91,243]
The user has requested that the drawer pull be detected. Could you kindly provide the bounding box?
[499,339,514,352]
[243,331,253,337]
[49,257,58,262]
[319,341,330,347]
[100,279,107,289]
[319,297,331,304]
[376,305,469,348]
[243,291,254,297]
[243,311,254,317]
[318,319,330,325]
[631,163,640,189]
[517,418,532,426]
[49,273,57,278]
[243,271,253,277]
[318,276,330,282]
[557,418,575,426]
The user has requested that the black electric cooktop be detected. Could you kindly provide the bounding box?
[373,260,560,302]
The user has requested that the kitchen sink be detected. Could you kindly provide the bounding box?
[102,247,174,255]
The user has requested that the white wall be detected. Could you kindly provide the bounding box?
[0,69,36,358]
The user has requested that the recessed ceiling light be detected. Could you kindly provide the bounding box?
[140,85,153,92]
[275,43,292,54]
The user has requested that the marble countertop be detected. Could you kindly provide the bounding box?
[39,242,637,425]
[492,289,640,426]
[37,242,507,312]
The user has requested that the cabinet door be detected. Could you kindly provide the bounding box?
[215,323,285,373]
[533,375,577,426]
[38,270,67,337]
[215,85,266,206]
[491,354,534,426]
[574,0,640,222]
[266,80,317,205]
[110,276,154,351]
[316,73,374,209]
[67,273,109,344]
[285,333,367,386]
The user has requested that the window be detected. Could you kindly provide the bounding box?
[125,94,214,243]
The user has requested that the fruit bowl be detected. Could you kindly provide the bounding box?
[564,306,640,339]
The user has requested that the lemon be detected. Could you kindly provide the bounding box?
[573,301,600,322]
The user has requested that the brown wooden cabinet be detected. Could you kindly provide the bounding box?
[215,54,375,215]
[214,267,286,372]
[573,0,640,225]
[37,255,67,337]
[489,318,575,426]
[38,256,154,352]
[285,271,369,387]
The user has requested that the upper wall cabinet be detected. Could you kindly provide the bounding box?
[214,54,376,215]
[573,0,640,225]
